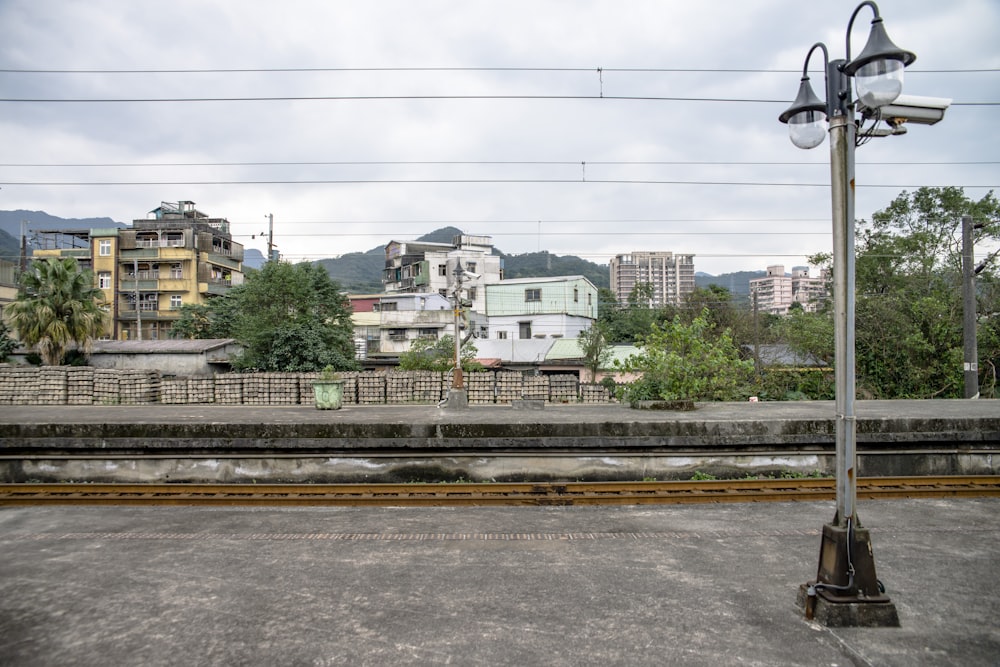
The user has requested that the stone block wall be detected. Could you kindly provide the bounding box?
[0,365,613,406]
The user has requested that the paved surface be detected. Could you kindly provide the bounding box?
[2,498,998,666]
[1,398,998,426]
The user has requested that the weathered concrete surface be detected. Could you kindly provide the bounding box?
[1,498,998,666]
[1,400,997,482]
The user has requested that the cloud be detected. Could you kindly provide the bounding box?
[0,0,996,275]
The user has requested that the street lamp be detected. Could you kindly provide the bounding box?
[779,1,919,627]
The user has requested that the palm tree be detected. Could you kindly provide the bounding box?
[9,257,108,365]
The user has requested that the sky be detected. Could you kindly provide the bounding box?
[1,0,997,276]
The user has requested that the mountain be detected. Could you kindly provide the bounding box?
[695,270,766,296]
[0,210,125,240]
[0,228,20,263]
[313,227,611,293]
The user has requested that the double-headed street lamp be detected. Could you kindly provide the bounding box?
[778,1,926,627]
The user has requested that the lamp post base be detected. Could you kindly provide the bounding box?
[444,389,468,410]
[796,521,900,627]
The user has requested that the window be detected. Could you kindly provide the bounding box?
[467,287,477,301]
[417,328,438,340]
[519,321,532,339]
[573,287,579,303]
[588,293,593,306]
[388,329,407,341]
[98,239,112,256]
[438,264,448,276]
[497,330,508,340]
[525,288,541,302]
[465,262,477,273]
[170,263,183,279]
[170,295,182,310]
[380,301,398,312]
[98,271,112,289]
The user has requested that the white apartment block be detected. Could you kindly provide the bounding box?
[749,265,827,315]
[609,251,696,307]
[382,234,502,315]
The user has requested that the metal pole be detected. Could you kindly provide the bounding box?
[134,258,142,341]
[962,214,979,398]
[827,60,856,527]
[452,266,464,390]
[267,213,274,262]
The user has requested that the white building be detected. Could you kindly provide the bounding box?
[749,265,827,315]
[373,292,455,356]
[482,276,598,341]
[382,234,503,315]
[609,251,696,307]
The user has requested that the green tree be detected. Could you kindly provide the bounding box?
[227,261,358,372]
[398,335,481,373]
[615,309,754,402]
[0,319,17,361]
[8,257,107,365]
[785,187,1000,398]
[578,322,611,383]
[169,299,240,339]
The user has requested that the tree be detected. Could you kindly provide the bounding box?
[615,309,754,402]
[8,257,107,365]
[784,187,1000,398]
[0,320,16,362]
[226,261,359,372]
[398,335,481,373]
[577,322,611,383]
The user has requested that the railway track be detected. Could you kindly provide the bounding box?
[1,475,998,506]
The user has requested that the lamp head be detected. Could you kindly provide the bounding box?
[778,76,828,149]
[844,16,916,108]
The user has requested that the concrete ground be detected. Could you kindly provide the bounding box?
[1,497,998,666]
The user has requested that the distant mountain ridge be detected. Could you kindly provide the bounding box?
[1,212,762,295]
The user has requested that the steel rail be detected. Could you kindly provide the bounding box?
[0,476,997,507]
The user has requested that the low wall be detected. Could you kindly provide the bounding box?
[0,366,611,406]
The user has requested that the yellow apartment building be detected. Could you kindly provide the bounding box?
[33,201,244,340]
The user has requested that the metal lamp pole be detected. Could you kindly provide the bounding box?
[779,0,918,626]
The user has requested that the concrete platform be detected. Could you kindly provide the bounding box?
[2,400,998,483]
[1,498,998,666]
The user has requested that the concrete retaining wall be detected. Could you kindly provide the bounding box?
[0,366,611,406]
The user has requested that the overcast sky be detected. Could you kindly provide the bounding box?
[1,0,997,275]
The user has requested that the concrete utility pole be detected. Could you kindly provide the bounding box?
[961,214,979,399]
[445,262,469,409]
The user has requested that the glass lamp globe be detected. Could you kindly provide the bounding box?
[788,109,827,149]
[855,58,904,108]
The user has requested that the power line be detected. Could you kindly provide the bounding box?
[2,66,995,74]
[3,160,996,168]
[4,178,996,188]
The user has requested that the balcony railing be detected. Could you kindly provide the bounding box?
[136,239,185,248]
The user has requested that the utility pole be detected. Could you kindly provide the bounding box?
[961,214,979,399]
[134,258,142,341]
[445,262,469,409]
[266,213,274,262]
[20,220,29,273]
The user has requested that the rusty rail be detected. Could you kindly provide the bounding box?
[0,476,997,506]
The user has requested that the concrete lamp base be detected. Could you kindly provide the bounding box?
[444,389,468,410]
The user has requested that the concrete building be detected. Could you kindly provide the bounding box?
[749,265,827,315]
[482,276,598,341]
[382,234,502,315]
[33,201,245,340]
[371,292,455,357]
[609,251,696,307]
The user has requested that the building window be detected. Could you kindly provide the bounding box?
[170,263,182,279]
[388,329,407,342]
[438,264,448,276]
[573,287,579,303]
[525,288,541,302]
[497,330,508,340]
[98,271,112,289]
[465,262,477,273]
[519,321,532,339]
[588,292,593,306]
[98,239,112,256]
[170,295,182,310]
[467,287,477,301]
[417,328,438,340]
[380,301,398,312]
